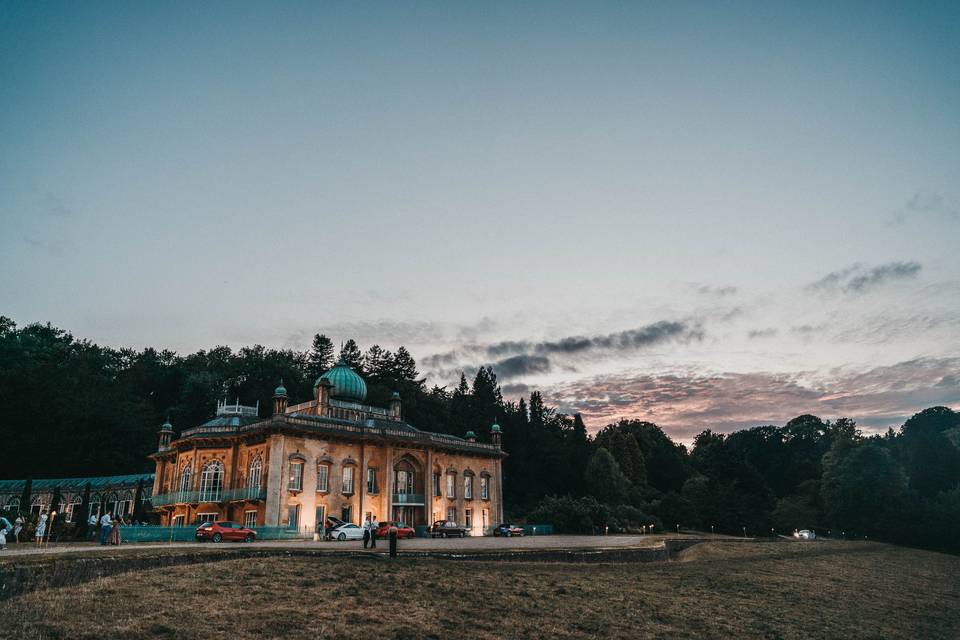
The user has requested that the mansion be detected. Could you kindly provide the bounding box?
[150,361,506,534]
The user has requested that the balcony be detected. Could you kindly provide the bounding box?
[224,487,267,502]
[392,493,425,505]
[151,491,200,506]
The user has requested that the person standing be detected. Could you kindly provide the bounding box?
[99,512,113,545]
[109,515,121,546]
[35,512,48,547]
[88,513,98,541]
[362,518,371,549]
[0,515,11,550]
[13,514,24,543]
[369,517,379,549]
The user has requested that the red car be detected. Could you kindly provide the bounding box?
[195,521,257,543]
[375,521,416,539]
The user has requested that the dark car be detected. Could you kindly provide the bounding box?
[195,521,257,543]
[430,520,468,538]
[494,523,525,537]
[375,521,416,539]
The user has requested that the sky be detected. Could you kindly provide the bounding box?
[2,2,959,441]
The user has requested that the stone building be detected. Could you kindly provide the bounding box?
[149,361,506,534]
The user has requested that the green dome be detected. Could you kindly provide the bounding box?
[274,383,287,396]
[491,423,501,433]
[317,360,367,402]
[161,417,173,431]
[465,430,476,439]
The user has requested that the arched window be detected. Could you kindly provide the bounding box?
[4,496,19,512]
[67,495,83,522]
[248,455,263,489]
[179,466,193,500]
[464,470,475,500]
[199,460,224,502]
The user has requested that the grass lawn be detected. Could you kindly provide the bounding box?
[1,540,957,639]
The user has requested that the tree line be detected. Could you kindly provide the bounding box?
[1,317,957,552]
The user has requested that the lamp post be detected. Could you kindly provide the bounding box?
[710,524,714,535]
[742,526,746,538]
[676,523,680,534]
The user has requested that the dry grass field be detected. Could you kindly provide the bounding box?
[1,540,957,639]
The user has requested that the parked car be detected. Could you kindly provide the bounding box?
[329,523,365,541]
[430,520,468,538]
[494,523,524,537]
[195,521,257,543]
[375,521,416,539]
[796,529,817,540]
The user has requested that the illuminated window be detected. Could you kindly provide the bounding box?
[199,461,224,502]
[317,464,330,492]
[480,476,489,500]
[446,473,456,499]
[288,462,304,491]
[248,456,263,489]
[464,476,473,500]
[342,466,354,494]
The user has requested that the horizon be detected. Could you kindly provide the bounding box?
[2,2,958,442]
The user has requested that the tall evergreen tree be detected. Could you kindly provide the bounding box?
[132,478,147,522]
[392,346,419,382]
[338,339,364,372]
[307,333,334,379]
[75,482,92,538]
[18,478,31,517]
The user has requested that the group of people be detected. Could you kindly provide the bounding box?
[0,512,46,549]
[90,512,125,545]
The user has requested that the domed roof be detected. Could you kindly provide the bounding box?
[274,382,287,396]
[317,360,367,402]
[491,423,501,433]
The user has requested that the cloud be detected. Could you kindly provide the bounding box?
[891,192,959,225]
[697,285,739,297]
[485,320,704,358]
[542,357,960,441]
[501,383,530,397]
[809,261,922,294]
[491,354,551,379]
[747,328,777,339]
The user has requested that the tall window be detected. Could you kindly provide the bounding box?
[397,469,415,494]
[288,461,304,491]
[465,508,473,528]
[367,468,378,494]
[179,466,192,499]
[447,506,456,522]
[432,472,441,496]
[464,475,473,500]
[446,473,456,499]
[199,461,224,502]
[317,464,330,492]
[342,466,354,494]
[248,456,263,489]
[480,476,489,500]
[244,510,257,528]
[482,509,488,529]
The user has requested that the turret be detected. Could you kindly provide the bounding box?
[158,417,174,451]
[273,381,288,415]
[465,430,476,443]
[490,423,502,448]
[316,377,333,410]
[389,391,402,420]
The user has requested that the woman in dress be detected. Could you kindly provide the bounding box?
[34,512,48,546]
[13,514,23,543]
[109,514,122,545]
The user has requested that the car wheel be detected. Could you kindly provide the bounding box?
[460,532,465,538]
[338,533,346,541]
[212,533,222,543]
[244,534,254,543]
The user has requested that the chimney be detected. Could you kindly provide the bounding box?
[158,417,174,451]
[316,378,333,413]
[389,391,402,420]
[273,381,288,416]
[490,423,502,448]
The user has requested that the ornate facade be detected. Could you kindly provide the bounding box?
[150,361,506,534]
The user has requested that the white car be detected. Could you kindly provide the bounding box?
[329,523,365,541]
[796,529,816,540]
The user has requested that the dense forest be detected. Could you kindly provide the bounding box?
[2,317,958,552]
